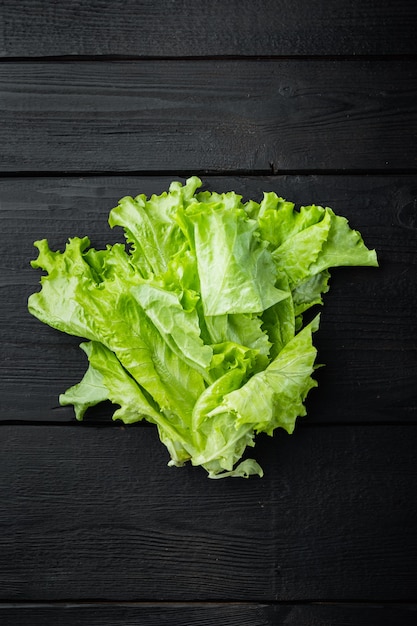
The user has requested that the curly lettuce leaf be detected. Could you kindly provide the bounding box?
[60,341,160,424]
[29,237,99,341]
[131,282,213,372]
[185,202,290,315]
[210,316,319,437]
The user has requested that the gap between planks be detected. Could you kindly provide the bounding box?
[1,169,417,179]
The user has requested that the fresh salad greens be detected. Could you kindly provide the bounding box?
[28,177,378,478]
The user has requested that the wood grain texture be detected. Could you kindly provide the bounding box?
[0,424,416,601]
[1,59,416,173]
[1,174,416,424]
[0,602,416,626]
[1,0,416,57]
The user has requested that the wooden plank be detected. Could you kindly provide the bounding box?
[1,60,416,173]
[0,0,416,57]
[0,603,279,626]
[0,602,416,626]
[1,174,415,424]
[0,424,416,601]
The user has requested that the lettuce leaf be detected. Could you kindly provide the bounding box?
[185,201,289,315]
[28,177,378,478]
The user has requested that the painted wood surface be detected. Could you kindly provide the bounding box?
[0,424,416,601]
[0,60,416,173]
[1,602,416,626]
[1,0,416,57]
[1,0,416,623]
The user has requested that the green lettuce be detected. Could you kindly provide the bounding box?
[28,177,378,478]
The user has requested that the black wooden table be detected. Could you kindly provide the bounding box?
[1,2,417,624]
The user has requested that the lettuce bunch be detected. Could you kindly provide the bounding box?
[28,177,377,478]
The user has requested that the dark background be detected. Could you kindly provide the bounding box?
[1,1,417,624]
